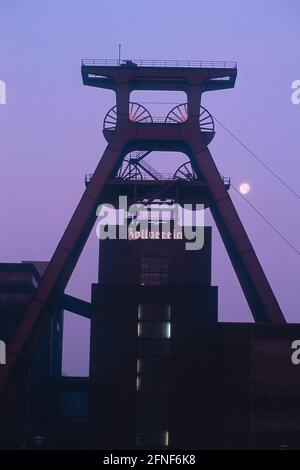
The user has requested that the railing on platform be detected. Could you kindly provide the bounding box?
[85,173,231,185]
[82,59,237,69]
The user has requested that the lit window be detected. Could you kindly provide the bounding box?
[135,429,170,448]
[137,322,171,339]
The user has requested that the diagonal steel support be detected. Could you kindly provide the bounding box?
[0,136,126,411]
[191,145,285,324]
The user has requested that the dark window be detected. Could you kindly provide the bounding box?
[0,271,37,286]
[140,257,169,285]
[138,304,171,321]
[138,340,171,357]
[59,392,88,417]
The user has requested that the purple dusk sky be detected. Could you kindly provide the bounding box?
[1,0,300,375]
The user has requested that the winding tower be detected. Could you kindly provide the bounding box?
[0,58,285,420]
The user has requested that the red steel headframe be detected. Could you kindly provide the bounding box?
[0,60,285,413]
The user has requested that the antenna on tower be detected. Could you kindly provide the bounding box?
[118,44,121,65]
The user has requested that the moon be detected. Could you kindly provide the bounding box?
[239,183,251,195]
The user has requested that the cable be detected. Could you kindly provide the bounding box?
[138,103,300,200]
[213,116,300,201]
[231,183,300,256]
[134,101,300,226]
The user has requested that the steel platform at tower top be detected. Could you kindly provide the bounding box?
[81,58,237,91]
